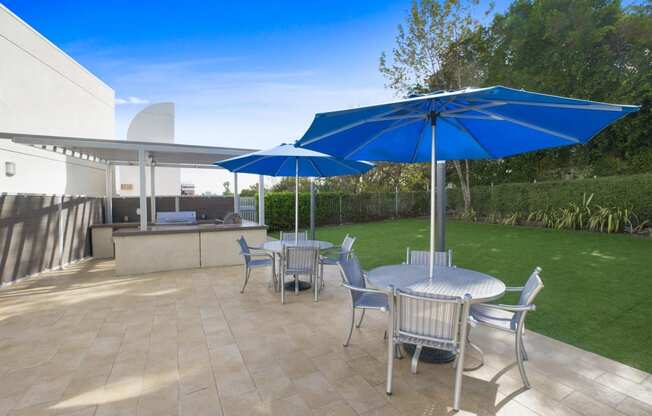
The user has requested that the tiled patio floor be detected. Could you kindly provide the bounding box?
[0,260,650,416]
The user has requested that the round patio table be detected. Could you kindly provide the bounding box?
[366,264,505,363]
[262,240,334,291]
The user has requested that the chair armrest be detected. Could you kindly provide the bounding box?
[340,282,388,296]
[505,286,524,292]
[240,251,274,260]
[477,302,536,312]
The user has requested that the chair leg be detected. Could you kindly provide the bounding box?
[411,345,422,374]
[343,307,355,347]
[516,327,531,388]
[240,267,250,293]
[281,273,285,304]
[313,273,319,302]
[294,274,299,295]
[466,326,485,370]
[356,309,366,328]
[386,330,395,395]
[521,330,529,361]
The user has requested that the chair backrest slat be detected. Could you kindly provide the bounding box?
[337,254,365,302]
[395,288,470,347]
[406,248,453,268]
[280,231,308,242]
[341,234,356,256]
[237,236,251,266]
[283,245,319,275]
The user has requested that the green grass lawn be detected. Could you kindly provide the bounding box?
[309,218,652,373]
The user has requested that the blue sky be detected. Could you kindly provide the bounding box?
[4,0,510,193]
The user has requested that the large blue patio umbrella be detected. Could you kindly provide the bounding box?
[215,143,374,243]
[296,85,639,277]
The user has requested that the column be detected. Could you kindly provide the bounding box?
[138,149,148,231]
[233,172,240,214]
[258,175,265,225]
[150,162,156,223]
[104,163,113,224]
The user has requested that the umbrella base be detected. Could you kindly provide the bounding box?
[284,280,312,292]
[402,343,456,364]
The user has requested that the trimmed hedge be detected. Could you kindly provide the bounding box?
[447,173,652,222]
[263,191,429,232]
[260,174,652,231]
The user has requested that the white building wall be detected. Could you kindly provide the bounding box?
[0,4,114,196]
[118,103,181,196]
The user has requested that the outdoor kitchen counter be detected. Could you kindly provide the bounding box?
[112,221,267,276]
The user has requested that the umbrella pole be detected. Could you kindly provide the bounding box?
[295,158,299,245]
[429,118,436,279]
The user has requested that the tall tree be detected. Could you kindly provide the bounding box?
[379,0,493,214]
[480,0,651,178]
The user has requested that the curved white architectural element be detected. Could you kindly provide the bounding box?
[119,103,181,196]
[127,102,175,143]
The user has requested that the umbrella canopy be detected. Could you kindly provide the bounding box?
[216,143,374,177]
[296,86,639,162]
[296,86,639,277]
[215,144,374,243]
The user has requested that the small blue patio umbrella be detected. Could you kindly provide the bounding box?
[215,144,374,243]
[296,85,639,277]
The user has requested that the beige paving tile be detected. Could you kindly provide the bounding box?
[178,387,221,416]
[0,260,649,416]
[617,397,652,416]
[562,391,628,416]
[293,371,341,409]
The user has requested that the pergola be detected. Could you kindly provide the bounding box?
[0,132,263,230]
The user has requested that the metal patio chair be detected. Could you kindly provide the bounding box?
[237,236,275,293]
[337,253,389,346]
[280,244,319,304]
[280,230,308,241]
[319,234,356,285]
[386,287,472,411]
[469,267,544,388]
[405,247,454,268]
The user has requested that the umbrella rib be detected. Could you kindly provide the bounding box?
[467,99,627,112]
[440,101,506,115]
[476,108,581,143]
[230,156,268,172]
[442,117,495,158]
[343,118,423,159]
[273,157,291,177]
[307,158,325,177]
[300,107,412,146]
[329,158,367,175]
[409,121,428,163]
[443,114,499,120]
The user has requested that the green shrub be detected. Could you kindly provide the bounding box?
[449,174,652,225]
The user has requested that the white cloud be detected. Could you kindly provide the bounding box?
[115,96,150,105]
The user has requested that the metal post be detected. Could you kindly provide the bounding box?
[295,158,299,244]
[58,195,64,269]
[138,149,148,231]
[436,161,446,251]
[233,172,240,214]
[174,196,180,212]
[104,163,113,224]
[150,161,156,223]
[394,185,399,218]
[310,178,316,240]
[339,194,343,225]
[258,175,265,225]
[429,117,436,279]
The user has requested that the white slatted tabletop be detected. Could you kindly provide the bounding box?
[366,264,505,303]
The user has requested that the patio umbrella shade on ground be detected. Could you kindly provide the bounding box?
[214,143,374,243]
[295,85,639,278]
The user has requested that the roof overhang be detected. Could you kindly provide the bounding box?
[0,131,257,168]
